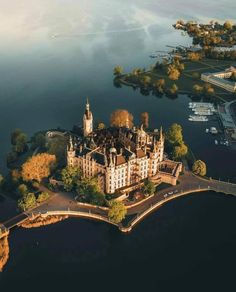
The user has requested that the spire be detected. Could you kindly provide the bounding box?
[159,126,163,141]
[69,135,73,151]
[86,97,90,112]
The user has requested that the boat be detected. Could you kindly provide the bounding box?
[206,128,209,133]
[215,140,218,145]
[210,127,218,134]
[188,115,208,122]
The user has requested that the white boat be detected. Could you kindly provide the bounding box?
[188,115,208,122]
[206,128,209,133]
[215,140,218,145]
[210,127,218,134]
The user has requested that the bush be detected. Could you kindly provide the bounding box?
[37,192,50,203]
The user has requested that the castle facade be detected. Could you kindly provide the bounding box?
[67,100,182,194]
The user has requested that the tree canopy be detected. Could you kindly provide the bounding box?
[143,179,155,196]
[22,153,56,183]
[61,166,81,191]
[18,193,36,211]
[110,109,134,128]
[140,112,149,129]
[108,200,127,224]
[192,160,207,176]
[114,66,123,76]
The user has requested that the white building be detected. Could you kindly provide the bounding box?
[201,67,236,93]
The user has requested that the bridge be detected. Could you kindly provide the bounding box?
[0,171,236,235]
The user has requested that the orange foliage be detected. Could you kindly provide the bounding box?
[22,153,56,182]
[110,109,134,128]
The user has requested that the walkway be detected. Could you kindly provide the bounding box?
[1,171,236,233]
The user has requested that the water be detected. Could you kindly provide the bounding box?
[0,0,236,290]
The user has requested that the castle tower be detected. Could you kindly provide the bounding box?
[67,136,75,167]
[83,98,93,137]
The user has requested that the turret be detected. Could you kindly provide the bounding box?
[83,98,93,137]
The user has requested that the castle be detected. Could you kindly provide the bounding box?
[67,100,182,194]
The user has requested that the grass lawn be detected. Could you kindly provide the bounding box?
[121,58,236,102]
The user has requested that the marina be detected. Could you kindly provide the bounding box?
[188,102,216,122]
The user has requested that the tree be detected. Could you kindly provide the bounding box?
[6,151,18,165]
[61,166,81,191]
[97,122,106,130]
[140,112,149,129]
[193,84,204,94]
[224,20,233,30]
[141,76,151,87]
[143,179,155,196]
[0,174,4,188]
[114,66,123,76]
[17,184,28,196]
[192,160,207,176]
[110,109,134,128]
[47,135,67,166]
[11,169,21,184]
[14,133,28,153]
[11,129,22,145]
[37,192,49,203]
[166,123,183,145]
[169,84,178,94]
[31,133,46,150]
[21,153,56,183]
[76,177,105,206]
[172,143,188,160]
[108,201,127,224]
[18,193,36,211]
[167,65,180,80]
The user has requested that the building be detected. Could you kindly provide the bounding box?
[67,100,182,194]
[201,67,236,93]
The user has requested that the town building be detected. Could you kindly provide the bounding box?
[201,67,236,93]
[67,100,182,194]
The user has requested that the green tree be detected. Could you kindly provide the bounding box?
[17,184,28,196]
[11,129,22,145]
[108,201,127,224]
[47,135,67,166]
[76,177,105,206]
[0,174,4,188]
[61,166,81,191]
[173,143,188,160]
[31,133,46,150]
[18,193,36,211]
[37,192,49,203]
[114,66,123,76]
[14,132,28,153]
[166,123,183,145]
[6,151,18,165]
[192,160,207,176]
[143,179,155,196]
[141,76,151,87]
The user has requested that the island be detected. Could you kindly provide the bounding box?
[1,99,236,272]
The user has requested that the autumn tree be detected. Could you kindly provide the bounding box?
[193,84,204,95]
[140,112,149,129]
[167,65,180,80]
[110,109,134,128]
[113,66,123,76]
[97,122,106,130]
[192,160,207,176]
[108,200,127,223]
[0,174,4,188]
[224,20,233,30]
[22,153,56,183]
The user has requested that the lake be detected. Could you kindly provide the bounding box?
[0,0,236,290]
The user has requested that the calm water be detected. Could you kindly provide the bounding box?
[0,0,236,290]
